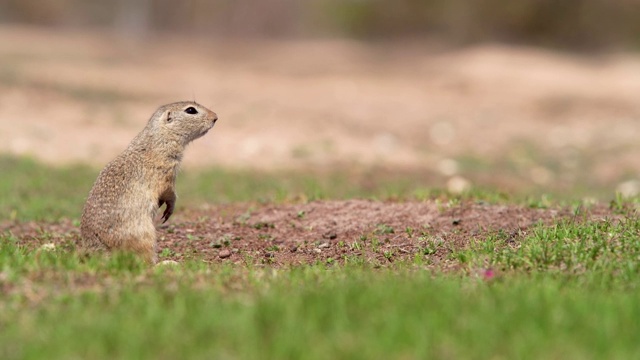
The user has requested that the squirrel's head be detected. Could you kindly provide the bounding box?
[150,101,218,145]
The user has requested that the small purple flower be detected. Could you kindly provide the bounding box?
[483,268,495,280]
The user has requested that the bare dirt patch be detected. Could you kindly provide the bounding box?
[1,200,615,268]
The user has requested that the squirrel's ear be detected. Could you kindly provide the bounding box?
[164,111,172,123]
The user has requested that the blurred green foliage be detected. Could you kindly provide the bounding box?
[0,0,638,50]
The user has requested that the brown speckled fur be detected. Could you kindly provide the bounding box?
[80,101,218,264]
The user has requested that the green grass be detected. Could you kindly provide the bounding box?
[458,214,640,287]
[0,156,95,221]
[2,237,640,359]
[454,139,636,201]
[0,155,509,222]
[3,154,640,358]
[1,154,620,223]
[3,211,640,359]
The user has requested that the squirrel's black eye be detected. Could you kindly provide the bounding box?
[185,107,198,114]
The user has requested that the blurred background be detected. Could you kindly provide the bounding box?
[1,0,640,199]
[3,0,640,47]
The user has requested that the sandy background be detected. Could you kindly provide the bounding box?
[1,26,639,194]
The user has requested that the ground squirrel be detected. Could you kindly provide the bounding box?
[80,101,218,264]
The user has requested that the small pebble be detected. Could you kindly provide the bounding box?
[318,242,330,249]
[617,180,640,198]
[323,231,337,240]
[218,249,232,259]
[39,243,56,251]
[447,176,471,194]
[156,260,179,267]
